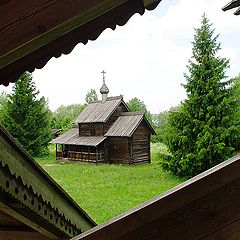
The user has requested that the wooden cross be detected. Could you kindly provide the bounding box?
[101,70,106,82]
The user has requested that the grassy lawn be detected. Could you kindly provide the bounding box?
[35,143,183,224]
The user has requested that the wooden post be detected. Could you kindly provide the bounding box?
[96,146,98,163]
[74,145,76,160]
[80,145,82,161]
[56,144,57,160]
[88,147,90,162]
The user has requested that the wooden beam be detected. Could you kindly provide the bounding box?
[0,201,58,239]
[0,231,51,240]
[222,0,240,11]
[0,0,128,69]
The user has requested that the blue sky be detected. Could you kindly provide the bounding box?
[1,0,239,114]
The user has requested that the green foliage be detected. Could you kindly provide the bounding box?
[162,15,239,178]
[51,104,86,131]
[127,97,153,125]
[0,91,8,123]
[152,105,180,143]
[231,75,240,150]
[85,89,98,103]
[3,72,51,157]
[36,143,182,224]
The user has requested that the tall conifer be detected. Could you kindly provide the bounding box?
[3,72,51,156]
[163,15,239,177]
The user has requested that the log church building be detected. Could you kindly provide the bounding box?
[51,72,155,164]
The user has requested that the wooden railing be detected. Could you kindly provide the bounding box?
[56,151,63,159]
[56,151,104,162]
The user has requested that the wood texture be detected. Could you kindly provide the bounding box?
[0,124,96,239]
[131,121,151,163]
[108,137,130,163]
[0,0,126,65]
[105,103,129,133]
[0,1,161,86]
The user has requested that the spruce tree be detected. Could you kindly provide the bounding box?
[3,72,51,157]
[163,15,239,178]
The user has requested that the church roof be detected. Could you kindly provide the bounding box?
[105,112,155,137]
[74,96,127,123]
[50,128,106,146]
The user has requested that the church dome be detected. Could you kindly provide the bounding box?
[100,81,109,94]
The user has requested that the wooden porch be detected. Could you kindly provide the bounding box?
[56,150,105,163]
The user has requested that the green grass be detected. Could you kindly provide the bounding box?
[35,143,183,224]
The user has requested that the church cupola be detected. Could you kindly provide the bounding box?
[100,70,109,103]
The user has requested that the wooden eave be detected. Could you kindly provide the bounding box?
[223,0,240,15]
[72,153,240,240]
[0,125,96,239]
[0,0,161,86]
[50,128,107,146]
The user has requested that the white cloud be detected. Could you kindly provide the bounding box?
[1,0,239,113]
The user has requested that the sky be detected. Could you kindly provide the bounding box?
[0,0,239,114]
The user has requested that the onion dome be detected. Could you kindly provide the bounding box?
[100,79,109,94]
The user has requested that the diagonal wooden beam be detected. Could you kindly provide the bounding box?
[222,0,240,11]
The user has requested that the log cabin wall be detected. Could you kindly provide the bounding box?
[131,121,151,163]
[79,123,104,136]
[108,137,130,164]
[104,103,128,133]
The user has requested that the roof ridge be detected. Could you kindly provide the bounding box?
[88,95,123,104]
[120,111,145,116]
[107,95,123,101]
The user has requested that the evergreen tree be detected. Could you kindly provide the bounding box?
[231,75,240,151]
[3,72,51,157]
[0,91,8,123]
[162,15,239,178]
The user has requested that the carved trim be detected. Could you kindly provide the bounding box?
[0,162,81,238]
[0,125,95,236]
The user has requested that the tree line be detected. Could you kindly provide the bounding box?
[0,77,153,158]
[0,15,239,178]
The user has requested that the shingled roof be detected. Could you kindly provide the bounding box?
[50,128,106,146]
[74,96,128,123]
[105,112,155,137]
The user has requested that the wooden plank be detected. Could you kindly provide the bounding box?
[0,231,51,240]
[201,219,240,240]
[71,154,240,240]
[0,124,96,236]
[0,201,57,239]
[0,0,128,68]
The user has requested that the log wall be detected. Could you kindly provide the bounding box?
[79,123,104,136]
[131,121,151,164]
[108,137,130,164]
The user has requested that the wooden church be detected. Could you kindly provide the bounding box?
[51,74,155,164]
